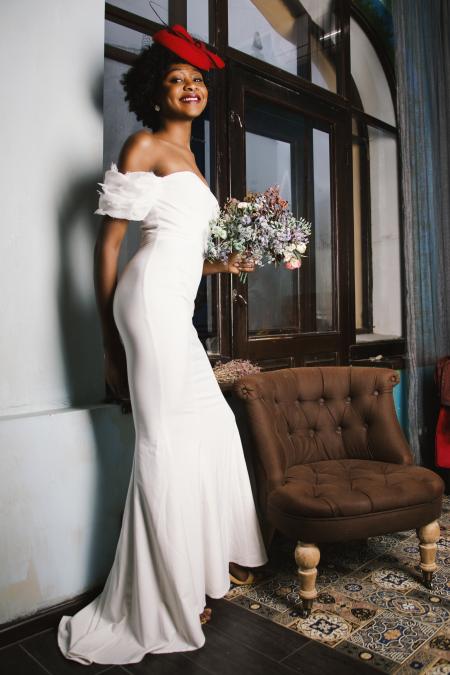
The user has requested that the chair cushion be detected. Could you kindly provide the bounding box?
[268,459,444,543]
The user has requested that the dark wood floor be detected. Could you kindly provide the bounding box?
[0,596,382,675]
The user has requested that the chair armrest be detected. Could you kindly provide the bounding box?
[362,369,413,465]
[233,378,287,490]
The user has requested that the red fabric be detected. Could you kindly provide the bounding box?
[152,24,225,71]
[435,355,450,468]
[436,406,450,468]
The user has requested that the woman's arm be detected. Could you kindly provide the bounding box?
[94,130,159,398]
[93,215,128,350]
[93,215,131,400]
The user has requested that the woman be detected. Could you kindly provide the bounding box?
[57,24,268,665]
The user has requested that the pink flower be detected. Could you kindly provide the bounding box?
[284,258,302,270]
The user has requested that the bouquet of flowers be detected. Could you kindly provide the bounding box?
[204,185,312,282]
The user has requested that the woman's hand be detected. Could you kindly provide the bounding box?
[202,252,256,275]
[227,251,256,275]
[104,337,130,401]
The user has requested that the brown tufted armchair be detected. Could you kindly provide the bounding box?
[233,366,445,617]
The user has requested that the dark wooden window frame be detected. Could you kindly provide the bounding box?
[227,65,351,367]
[352,82,373,334]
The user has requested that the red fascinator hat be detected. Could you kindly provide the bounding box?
[152,24,225,71]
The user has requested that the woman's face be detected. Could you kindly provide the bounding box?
[158,62,208,122]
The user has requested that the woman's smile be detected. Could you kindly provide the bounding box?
[179,95,201,103]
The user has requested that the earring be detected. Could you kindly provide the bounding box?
[154,104,160,111]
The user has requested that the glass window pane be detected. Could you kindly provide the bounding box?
[107,0,169,23]
[313,129,333,331]
[105,19,152,53]
[352,130,365,331]
[350,17,395,125]
[305,0,338,91]
[246,132,297,334]
[368,127,402,338]
[228,0,340,92]
[103,59,143,170]
[244,95,335,336]
[353,119,402,341]
[187,0,209,43]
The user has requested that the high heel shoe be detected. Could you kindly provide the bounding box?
[200,607,212,624]
[229,570,255,585]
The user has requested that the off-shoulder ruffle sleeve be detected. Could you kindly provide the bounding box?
[94,162,160,221]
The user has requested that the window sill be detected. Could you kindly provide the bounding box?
[356,332,402,343]
[350,337,406,369]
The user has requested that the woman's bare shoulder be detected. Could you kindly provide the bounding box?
[118,129,162,173]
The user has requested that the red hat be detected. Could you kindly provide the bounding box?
[152,24,225,71]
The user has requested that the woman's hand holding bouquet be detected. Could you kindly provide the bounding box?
[226,251,256,275]
[204,185,312,282]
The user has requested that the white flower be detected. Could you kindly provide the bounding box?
[287,243,296,251]
[296,242,307,253]
[237,201,249,208]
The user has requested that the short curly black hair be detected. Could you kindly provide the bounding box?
[120,41,212,131]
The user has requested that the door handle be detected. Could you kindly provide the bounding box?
[230,110,243,128]
[232,289,248,305]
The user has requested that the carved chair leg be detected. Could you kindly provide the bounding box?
[416,520,440,589]
[295,541,320,618]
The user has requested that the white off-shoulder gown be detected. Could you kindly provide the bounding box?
[56,163,268,665]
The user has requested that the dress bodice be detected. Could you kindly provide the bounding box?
[94,162,220,252]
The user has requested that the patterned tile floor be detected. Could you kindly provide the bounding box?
[224,496,450,673]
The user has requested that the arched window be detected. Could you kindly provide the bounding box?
[350,13,402,342]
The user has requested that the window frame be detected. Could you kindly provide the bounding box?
[349,4,405,361]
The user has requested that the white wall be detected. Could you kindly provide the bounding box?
[0,0,136,624]
[1,0,105,415]
[0,406,134,624]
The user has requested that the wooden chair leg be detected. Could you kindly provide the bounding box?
[416,520,440,589]
[295,541,320,618]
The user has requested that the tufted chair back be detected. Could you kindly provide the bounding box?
[233,366,412,495]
